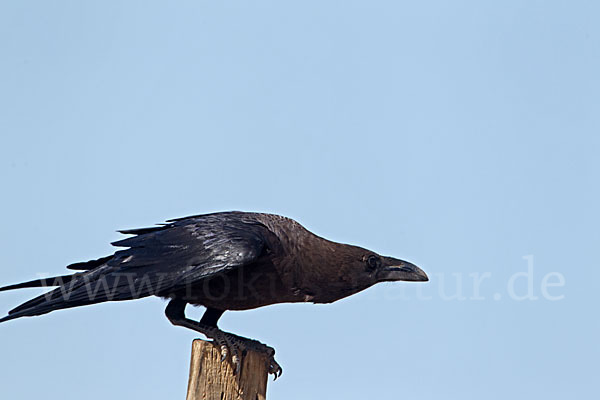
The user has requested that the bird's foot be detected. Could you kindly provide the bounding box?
[208,329,283,380]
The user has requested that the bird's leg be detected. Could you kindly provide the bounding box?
[165,299,282,379]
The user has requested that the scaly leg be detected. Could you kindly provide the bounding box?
[165,298,282,379]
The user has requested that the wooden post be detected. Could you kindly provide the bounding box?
[186,339,269,400]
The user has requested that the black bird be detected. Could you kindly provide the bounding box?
[0,211,428,378]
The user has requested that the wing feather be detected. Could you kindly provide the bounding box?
[1,213,269,321]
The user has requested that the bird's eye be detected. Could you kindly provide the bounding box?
[366,255,381,270]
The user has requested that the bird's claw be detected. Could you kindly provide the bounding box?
[210,331,282,379]
[216,337,241,375]
[231,349,241,376]
[260,345,282,380]
[269,357,283,380]
[219,344,228,362]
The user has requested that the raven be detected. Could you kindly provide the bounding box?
[0,211,428,378]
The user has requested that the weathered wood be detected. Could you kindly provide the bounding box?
[186,339,268,400]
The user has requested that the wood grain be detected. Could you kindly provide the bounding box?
[186,339,268,400]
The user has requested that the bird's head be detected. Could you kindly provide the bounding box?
[333,245,428,290]
[298,240,429,303]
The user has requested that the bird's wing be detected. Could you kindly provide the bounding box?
[2,215,267,320]
[110,216,267,289]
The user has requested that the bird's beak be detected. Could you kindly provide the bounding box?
[377,257,429,282]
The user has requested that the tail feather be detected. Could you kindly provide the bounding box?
[0,274,79,292]
[7,283,78,315]
[0,313,20,323]
[0,276,78,323]
[1,265,155,323]
[1,272,86,317]
[0,296,98,323]
[3,267,110,317]
[1,254,116,321]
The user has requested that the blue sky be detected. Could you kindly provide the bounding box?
[0,1,598,399]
